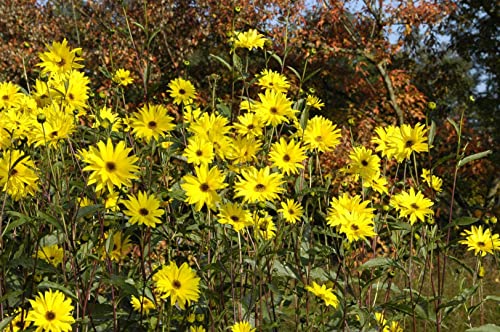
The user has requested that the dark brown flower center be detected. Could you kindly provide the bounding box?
[230,215,239,222]
[68,93,74,100]
[106,162,116,172]
[283,154,291,162]
[477,241,485,247]
[148,121,157,129]
[255,184,266,192]
[49,131,58,138]
[45,311,56,321]
[405,140,414,148]
[10,168,18,176]
[315,135,322,142]
[351,224,359,231]
[196,150,203,156]
[361,160,368,166]
[139,208,149,216]
[172,280,181,289]
[2,95,8,100]
[57,58,66,67]
[270,107,278,114]
[411,203,419,210]
[200,183,210,192]
[179,89,186,95]
[247,124,254,130]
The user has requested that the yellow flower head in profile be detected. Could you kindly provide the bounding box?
[105,231,133,262]
[234,166,284,203]
[0,149,39,200]
[37,39,84,76]
[371,125,400,160]
[31,104,76,148]
[58,70,90,113]
[254,89,296,127]
[8,308,31,332]
[153,261,201,310]
[421,168,443,192]
[113,68,134,86]
[256,69,290,93]
[278,199,303,224]
[0,81,24,110]
[123,191,165,228]
[131,104,175,142]
[130,295,156,315]
[390,188,434,225]
[459,225,500,257]
[80,138,139,193]
[253,210,277,240]
[26,289,75,332]
[306,281,339,308]
[303,116,341,153]
[93,106,122,132]
[233,29,267,50]
[227,135,262,165]
[231,321,256,332]
[269,137,307,176]
[168,77,196,105]
[306,94,325,110]
[36,244,64,267]
[181,164,227,211]
[218,202,253,232]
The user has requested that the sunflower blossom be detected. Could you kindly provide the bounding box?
[153,261,201,310]
[131,103,175,142]
[181,164,227,211]
[459,225,500,257]
[269,137,307,176]
[233,29,267,50]
[37,39,84,76]
[168,77,196,105]
[130,295,156,315]
[303,116,341,153]
[348,146,380,181]
[113,68,134,86]
[306,281,339,308]
[390,188,434,225]
[256,69,290,93]
[218,202,253,232]
[26,289,75,332]
[0,149,39,200]
[254,89,296,127]
[36,244,64,267]
[81,139,139,193]
[231,321,256,332]
[234,166,284,203]
[123,191,165,228]
[278,199,303,224]
[7,308,31,332]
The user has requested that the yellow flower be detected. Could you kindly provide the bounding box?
[105,230,132,262]
[303,116,341,153]
[233,112,264,138]
[130,295,155,315]
[254,210,276,240]
[131,104,175,142]
[59,70,90,113]
[459,225,500,257]
[421,168,443,192]
[227,135,262,165]
[231,321,256,332]
[113,68,134,86]
[269,138,307,176]
[254,89,296,127]
[394,123,428,161]
[153,261,201,310]
[168,77,196,105]
[36,244,64,267]
[26,289,75,332]
[190,326,206,332]
[256,69,290,93]
[233,29,267,50]
[183,136,215,166]
[93,106,122,132]
[390,188,434,225]
[31,104,75,148]
[217,202,253,232]
[123,191,165,228]
[234,166,284,203]
[81,138,139,193]
[7,308,31,332]
[37,39,84,76]
[371,126,400,160]
[0,149,39,200]
[306,282,339,308]
[306,94,325,110]
[348,146,380,181]
[0,81,24,110]
[278,199,303,224]
[181,164,227,211]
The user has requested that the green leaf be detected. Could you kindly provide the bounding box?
[446,216,479,229]
[458,150,492,168]
[447,118,460,136]
[267,51,283,67]
[286,65,302,82]
[37,281,77,300]
[466,324,500,332]
[209,54,232,71]
[359,257,393,269]
[0,316,14,332]
[429,120,437,146]
[485,295,500,303]
[232,52,243,73]
[303,68,322,84]
[76,204,103,219]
